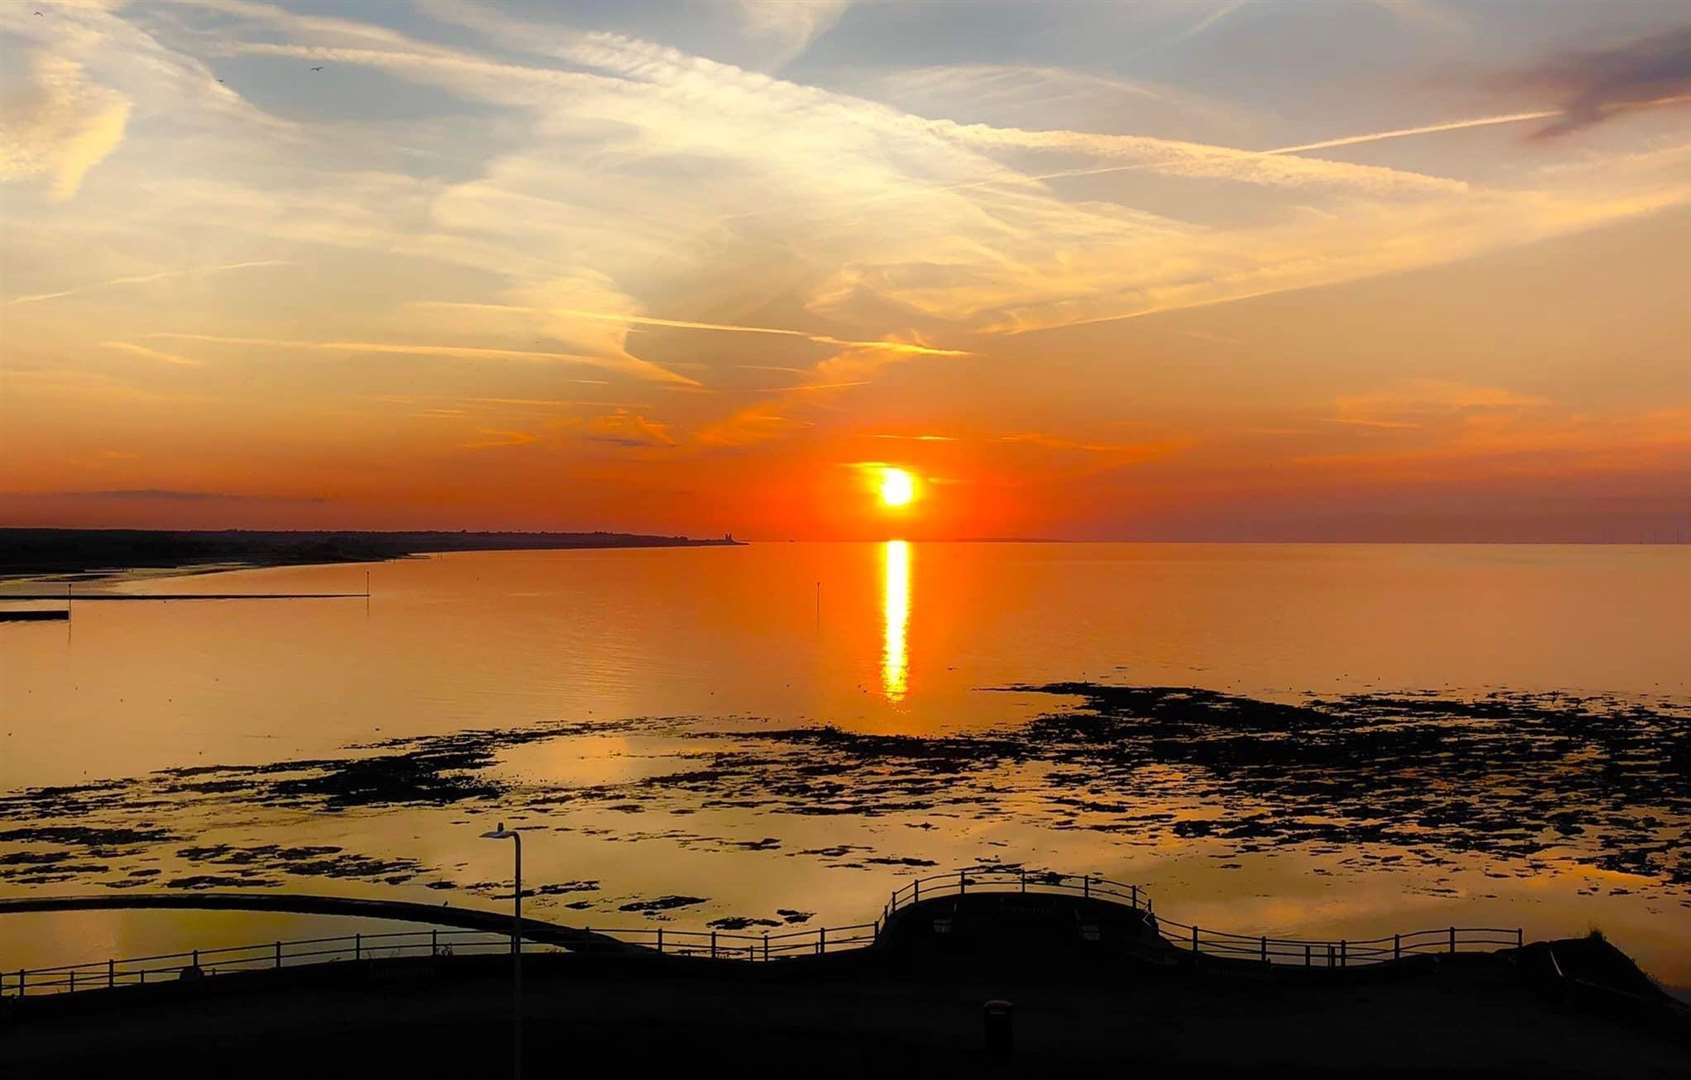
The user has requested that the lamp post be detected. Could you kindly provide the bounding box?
[481,823,522,1080]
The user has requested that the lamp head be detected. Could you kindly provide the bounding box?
[480,822,511,840]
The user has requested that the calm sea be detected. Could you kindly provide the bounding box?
[2,544,1687,981]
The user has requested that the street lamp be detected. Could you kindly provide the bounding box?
[481,822,522,1080]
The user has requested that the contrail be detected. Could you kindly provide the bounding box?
[558,308,969,357]
[144,332,700,385]
[1268,93,1691,155]
[1007,112,1557,188]
[100,341,202,367]
[412,301,969,357]
[1265,110,1564,154]
[6,261,290,305]
[1167,0,1252,47]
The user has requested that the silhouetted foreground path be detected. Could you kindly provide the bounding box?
[3,895,1686,1078]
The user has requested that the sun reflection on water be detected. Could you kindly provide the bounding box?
[881,540,910,700]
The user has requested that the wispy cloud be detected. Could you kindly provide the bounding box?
[24,489,326,504]
[580,409,676,448]
[0,54,130,201]
[1515,25,1691,137]
[729,0,853,69]
[461,428,539,450]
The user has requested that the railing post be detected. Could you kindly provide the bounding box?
[1131,884,1137,909]
[1191,926,1199,954]
[69,970,75,993]
[1083,876,1089,899]
[1019,868,1026,893]
[959,870,966,895]
[818,927,826,956]
[914,879,920,903]
[1304,944,1310,967]
[1340,940,1347,968]
[763,933,769,962]
[276,941,283,969]
[1260,937,1267,965]
[108,958,115,989]
[1516,928,1523,949]
[192,949,200,971]
[356,934,363,962]
[1448,927,1456,955]
[1394,934,1401,961]
[1327,944,1334,968]
[657,928,664,955]
[710,931,717,959]
[17,969,24,997]
[430,930,437,957]
[873,919,879,940]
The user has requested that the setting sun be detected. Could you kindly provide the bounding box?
[879,467,917,508]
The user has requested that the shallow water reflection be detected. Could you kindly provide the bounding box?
[882,540,910,701]
[1,543,1688,984]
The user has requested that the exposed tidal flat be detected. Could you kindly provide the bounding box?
[1,542,1687,987]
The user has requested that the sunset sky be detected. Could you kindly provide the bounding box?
[2,1,1688,541]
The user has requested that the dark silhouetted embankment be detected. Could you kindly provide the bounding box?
[3,891,1686,1078]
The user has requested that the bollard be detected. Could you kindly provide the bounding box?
[983,1000,1014,1060]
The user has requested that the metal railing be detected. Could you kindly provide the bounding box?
[0,867,1525,996]
[881,867,1151,921]
[0,929,521,997]
[586,922,880,961]
[1148,918,1523,968]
